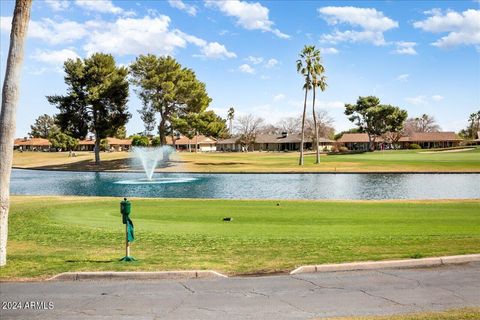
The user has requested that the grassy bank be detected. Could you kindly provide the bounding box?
[12,147,480,172]
[326,308,480,320]
[2,196,479,279]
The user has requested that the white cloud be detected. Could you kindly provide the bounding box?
[318,6,398,46]
[205,0,289,39]
[246,56,264,64]
[406,95,428,105]
[273,93,286,102]
[1,16,88,44]
[75,0,125,15]
[45,0,70,12]
[413,9,480,48]
[396,74,410,82]
[168,0,197,16]
[83,16,235,59]
[2,14,234,60]
[31,48,80,69]
[319,47,339,54]
[265,58,278,68]
[392,41,418,55]
[197,42,237,59]
[406,95,445,105]
[239,64,255,74]
[84,16,185,55]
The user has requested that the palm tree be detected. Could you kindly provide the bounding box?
[296,45,315,165]
[227,107,235,136]
[0,0,32,266]
[311,53,327,164]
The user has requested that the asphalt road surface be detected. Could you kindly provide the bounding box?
[1,262,479,320]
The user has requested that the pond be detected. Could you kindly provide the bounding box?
[10,169,480,200]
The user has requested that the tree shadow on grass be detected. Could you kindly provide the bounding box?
[19,157,178,172]
[195,162,248,166]
[65,260,114,263]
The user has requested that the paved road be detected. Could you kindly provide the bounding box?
[1,262,479,320]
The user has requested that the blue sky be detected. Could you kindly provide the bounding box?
[1,0,479,137]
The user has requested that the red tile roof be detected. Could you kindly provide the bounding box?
[166,135,216,145]
[408,132,462,142]
[14,138,51,146]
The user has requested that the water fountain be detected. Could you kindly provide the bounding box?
[114,146,197,185]
[133,146,172,180]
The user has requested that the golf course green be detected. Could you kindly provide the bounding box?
[3,196,479,280]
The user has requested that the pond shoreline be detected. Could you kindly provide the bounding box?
[11,167,480,174]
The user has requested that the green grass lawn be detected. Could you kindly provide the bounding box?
[324,308,480,320]
[12,147,480,172]
[2,196,479,280]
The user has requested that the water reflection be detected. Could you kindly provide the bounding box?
[10,169,480,200]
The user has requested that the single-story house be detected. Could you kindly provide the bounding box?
[167,135,217,152]
[338,132,463,150]
[337,133,385,151]
[405,132,462,149]
[216,137,242,152]
[77,138,95,151]
[14,137,51,151]
[78,137,132,151]
[217,133,334,152]
[106,137,132,151]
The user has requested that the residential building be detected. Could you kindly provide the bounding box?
[167,135,217,152]
[14,137,51,151]
[338,132,463,150]
[77,137,132,151]
[217,133,333,152]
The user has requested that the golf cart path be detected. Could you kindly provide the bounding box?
[1,262,479,319]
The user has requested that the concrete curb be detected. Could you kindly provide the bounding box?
[49,270,228,281]
[290,254,480,275]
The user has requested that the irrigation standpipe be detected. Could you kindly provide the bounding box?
[120,198,136,262]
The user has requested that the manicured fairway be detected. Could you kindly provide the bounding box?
[12,147,480,172]
[2,196,479,279]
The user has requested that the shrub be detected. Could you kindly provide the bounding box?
[131,135,149,147]
[339,146,349,152]
[409,143,421,149]
[151,136,161,146]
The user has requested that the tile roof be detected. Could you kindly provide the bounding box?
[78,137,132,145]
[408,132,462,142]
[338,132,463,143]
[166,135,217,145]
[218,134,333,144]
[14,138,51,146]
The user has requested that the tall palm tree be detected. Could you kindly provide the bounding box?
[227,107,235,136]
[311,54,327,164]
[0,0,32,266]
[296,45,315,165]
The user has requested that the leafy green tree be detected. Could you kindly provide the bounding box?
[112,125,127,139]
[345,96,408,151]
[47,53,130,165]
[131,135,149,147]
[48,130,78,151]
[466,111,480,139]
[29,114,58,138]
[172,110,227,152]
[129,55,211,145]
[151,136,161,146]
